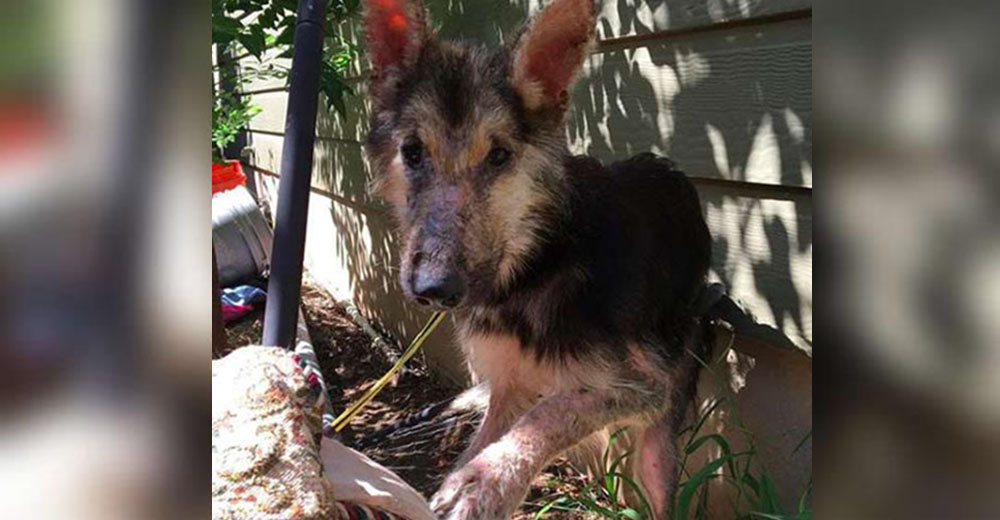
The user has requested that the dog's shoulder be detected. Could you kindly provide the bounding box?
[609,153,695,191]
[610,151,679,173]
[563,152,701,211]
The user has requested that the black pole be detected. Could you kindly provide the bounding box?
[262,0,327,348]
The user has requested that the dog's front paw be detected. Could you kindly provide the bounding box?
[430,451,528,520]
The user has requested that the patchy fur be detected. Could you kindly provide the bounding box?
[363,0,712,518]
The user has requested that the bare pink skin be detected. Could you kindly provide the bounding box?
[637,418,678,520]
[427,326,700,520]
[432,389,629,520]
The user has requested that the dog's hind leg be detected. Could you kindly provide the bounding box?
[635,413,682,520]
[635,331,707,518]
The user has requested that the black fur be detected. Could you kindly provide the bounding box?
[458,153,711,362]
[364,5,716,515]
[365,37,711,366]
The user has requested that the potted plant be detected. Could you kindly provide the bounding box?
[212,87,258,194]
[211,0,360,351]
[211,0,360,181]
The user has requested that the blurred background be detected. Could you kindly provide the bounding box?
[0,0,208,517]
[0,0,995,518]
[819,0,1000,517]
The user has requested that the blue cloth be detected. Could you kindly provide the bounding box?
[221,285,266,307]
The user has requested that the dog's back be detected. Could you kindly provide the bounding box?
[483,152,712,362]
[569,151,711,322]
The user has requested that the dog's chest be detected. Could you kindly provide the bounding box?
[459,332,612,395]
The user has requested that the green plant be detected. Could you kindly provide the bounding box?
[528,346,812,520]
[529,429,652,520]
[212,88,262,162]
[211,0,361,161]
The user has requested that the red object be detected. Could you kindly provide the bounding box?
[212,161,247,194]
[0,101,52,159]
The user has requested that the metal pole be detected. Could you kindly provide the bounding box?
[262,0,327,348]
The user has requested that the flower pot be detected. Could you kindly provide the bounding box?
[212,160,247,195]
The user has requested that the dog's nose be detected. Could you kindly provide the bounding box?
[412,266,464,308]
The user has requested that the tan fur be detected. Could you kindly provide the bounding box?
[459,331,619,396]
[375,153,409,221]
[487,171,543,287]
[463,107,510,170]
[487,145,564,288]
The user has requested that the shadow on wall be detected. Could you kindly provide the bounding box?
[567,1,813,351]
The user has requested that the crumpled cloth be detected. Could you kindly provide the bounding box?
[220,285,267,322]
[212,346,435,520]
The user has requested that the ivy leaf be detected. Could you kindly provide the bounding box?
[275,18,296,46]
[320,62,352,119]
[257,5,279,30]
[239,24,267,59]
[212,16,242,45]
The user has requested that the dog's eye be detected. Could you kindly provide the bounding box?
[487,146,511,168]
[401,139,423,168]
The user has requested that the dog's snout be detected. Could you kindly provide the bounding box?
[412,262,464,308]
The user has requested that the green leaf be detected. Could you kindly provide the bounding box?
[239,25,267,58]
[747,513,790,520]
[695,482,710,520]
[573,496,619,519]
[796,477,811,514]
[674,453,744,520]
[257,4,279,29]
[679,397,724,440]
[620,508,644,520]
[741,471,760,499]
[276,17,296,46]
[212,15,243,44]
[609,452,631,473]
[606,472,653,518]
[532,497,568,520]
[319,64,353,119]
[685,433,741,478]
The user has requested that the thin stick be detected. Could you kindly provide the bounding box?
[330,311,447,432]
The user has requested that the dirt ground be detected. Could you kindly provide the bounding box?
[222,280,590,519]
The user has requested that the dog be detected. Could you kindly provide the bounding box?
[362,0,712,518]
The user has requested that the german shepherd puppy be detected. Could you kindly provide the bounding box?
[363,0,712,518]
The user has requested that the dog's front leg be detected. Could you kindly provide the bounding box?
[458,384,534,466]
[432,386,660,520]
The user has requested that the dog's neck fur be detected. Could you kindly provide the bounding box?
[457,154,605,356]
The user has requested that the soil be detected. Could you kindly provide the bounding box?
[221,279,590,519]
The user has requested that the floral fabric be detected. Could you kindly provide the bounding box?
[212,346,340,519]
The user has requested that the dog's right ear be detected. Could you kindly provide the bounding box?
[364,0,429,89]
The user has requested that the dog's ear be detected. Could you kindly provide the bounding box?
[510,0,595,113]
[364,0,429,84]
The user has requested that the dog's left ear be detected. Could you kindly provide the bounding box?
[510,0,596,113]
